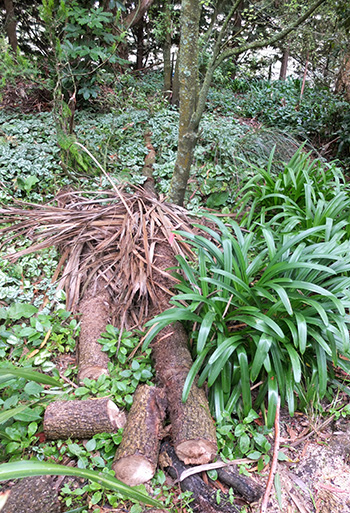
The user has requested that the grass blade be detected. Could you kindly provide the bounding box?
[0,461,163,507]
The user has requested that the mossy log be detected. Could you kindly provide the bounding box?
[112,385,166,486]
[0,476,60,513]
[152,323,217,465]
[160,441,241,513]
[77,281,110,383]
[44,397,126,440]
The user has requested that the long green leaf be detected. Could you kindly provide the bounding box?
[295,312,307,354]
[197,311,216,353]
[285,344,301,383]
[0,461,163,507]
[237,347,251,416]
[315,344,327,398]
[0,368,61,387]
[250,335,272,382]
[0,401,40,425]
[182,347,211,402]
[208,336,243,365]
[266,374,279,429]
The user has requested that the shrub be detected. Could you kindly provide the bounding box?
[144,218,350,427]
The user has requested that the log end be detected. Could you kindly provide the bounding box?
[107,400,127,429]
[112,455,156,486]
[175,439,217,465]
[78,365,109,383]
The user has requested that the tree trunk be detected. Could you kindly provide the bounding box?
[77,281,110,383]
[168,0,201,206]
[112,385,166,486]
[44,398,126,440]
[335,52,350,101]
[279,44,289,80]
[4,0,18,53]
[171,51,180,106]
[135,19,144,70]
[160,441,241,513]
[152,323,217,465]
[0,476,60,513]
[167,0,326,204]
[163,0,172,99]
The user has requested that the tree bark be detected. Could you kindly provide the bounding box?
[217,466,264,503]
[43,398,126,440]
[135,19,144,70]
[4,0,18,53]
[160,441,241,513]
[168,0,201,206]
[171,51,180,106]
[123,0,154,28]
[77,281,110,383]
[152,323,217,465]
[0,476,60,513]
[168,0,327,205]
[335,52,350,101]
[163,0,172,99]
[112,385,166,486]
[279,45,290,80]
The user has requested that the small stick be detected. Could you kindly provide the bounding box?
[260,396,281,513]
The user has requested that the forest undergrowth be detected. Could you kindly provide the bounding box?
[1,73,350,512]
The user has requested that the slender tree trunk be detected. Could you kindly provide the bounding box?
[279,44,290,80]
[335,52,350,101]
[135,19,144,70]
[4,0,18,53]
[299,51,309,101]
[163,0,172,99]
[168,0,201,206]
[171,50,180,106]
[168,0,326,205]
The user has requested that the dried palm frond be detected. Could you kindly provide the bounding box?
[0,186,196,328]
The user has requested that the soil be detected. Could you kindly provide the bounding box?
[249,408,350,513]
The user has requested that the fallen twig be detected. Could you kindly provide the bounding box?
[260,396,281,513]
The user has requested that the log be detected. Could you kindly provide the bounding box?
[216,466,264,503]
[112,385,165,486]
[77,281,110,383]
[44,397,126,440]
[152,323,217,465]
[0,476,60,513]
[160,441,240,513]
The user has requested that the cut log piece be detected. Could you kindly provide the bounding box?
[152,323,217,465]
[78,281,110,383]
[160,441,241,513]
[217,466,264,503]
[112,385,165,486]
[0,476,60,513]
[44,397,126,440]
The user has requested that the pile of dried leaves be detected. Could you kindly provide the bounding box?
[0,186,195,328]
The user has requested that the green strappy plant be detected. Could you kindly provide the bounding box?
[144,216,350,427]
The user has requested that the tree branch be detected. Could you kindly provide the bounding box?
[215,0,327,69]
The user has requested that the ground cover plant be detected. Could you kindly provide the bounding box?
[1,67,350,512]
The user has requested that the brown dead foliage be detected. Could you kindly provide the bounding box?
[0,186,195,329]
[0,80,53,113]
